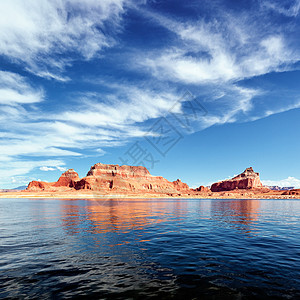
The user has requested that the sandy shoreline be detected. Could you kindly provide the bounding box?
[0,191,299,199]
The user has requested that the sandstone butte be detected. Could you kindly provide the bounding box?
[210,167,267,192]
[27,163,197,196]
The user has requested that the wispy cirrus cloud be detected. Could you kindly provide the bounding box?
[40,166,67,172]
[262,0,300,17]
[249,99,300,121]
[0,71,44,105]
[0,159,66,187]
[136,8,299,85]
[0,0,126,80]
[128,3,300,129]
[198,85,262,128]
[0,71,75,186]
[58,83,182,127]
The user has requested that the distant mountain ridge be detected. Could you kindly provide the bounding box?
[266,186,295,191]
[0,185,27,192]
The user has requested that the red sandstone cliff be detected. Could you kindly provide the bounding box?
[75,163,191,194]
[21,165,299,198]
[26,164,278,196]
[27,180,52,191]
[27,163,191,195]
[211,167,264,192]
[54,169,80,187]
[27,169,80,191]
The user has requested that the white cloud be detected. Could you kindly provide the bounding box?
[137,11,299,85]
[0,142,81,158]
[142,48,237,84]
[0,0,126,79]
[249,100,300,121]
[0,71,77,184]
[40,166,67,172]
[199,85,261,128]
[40,166,56,171]
[262,0,300,17]
[0,71,44,105]
[11,176,33,187]
[129,4,300,128]
[95,149,106,156]
[57,166,67,172]
[58,85,181,127]
[262,177,300,188]
[0,159,66,188]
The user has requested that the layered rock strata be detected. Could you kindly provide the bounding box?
[211,167,264,192]
[27,163,191,194]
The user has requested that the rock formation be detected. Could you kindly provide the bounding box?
[282,189,300,196]
[194,185,209,192]
[18,164,299,199]
[27,180,53,191]
[26,164,284,197]
[54,169,80,188]
[211,167,264,192]
[75,163,191,194]
[27,163,191,195]
[27,169,80,191]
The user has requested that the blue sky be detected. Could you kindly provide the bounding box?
[0,0,299,188]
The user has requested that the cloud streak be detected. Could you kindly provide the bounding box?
[0,0,126,80]
[262,0,300,17]
[128,2,300,130]
[136,8,299,85]
[0,71,44,105]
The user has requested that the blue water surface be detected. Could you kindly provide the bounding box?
[0,198,299,299]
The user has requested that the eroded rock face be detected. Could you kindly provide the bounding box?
[27,169,81,191]
[172,179,189,190]
[211,167,264,192]
[54,169,80,188]
[194,185,209,192]
[27,181,52,191]
[282,189,300,196]
[75,163,190,193]
[87,163,150,178]
[27,163,190,194]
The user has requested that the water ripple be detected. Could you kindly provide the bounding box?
[0,198,299,299]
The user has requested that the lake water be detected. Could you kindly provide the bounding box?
[0,198,299,299]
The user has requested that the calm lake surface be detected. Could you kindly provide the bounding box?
[0,198,299,299]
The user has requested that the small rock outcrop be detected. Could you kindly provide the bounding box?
[282,189,300,196]
[194,185,209,192]
[27,169,80,191]
[172,179,189,190]
[211,167,264,192]
[27,180,52,191]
